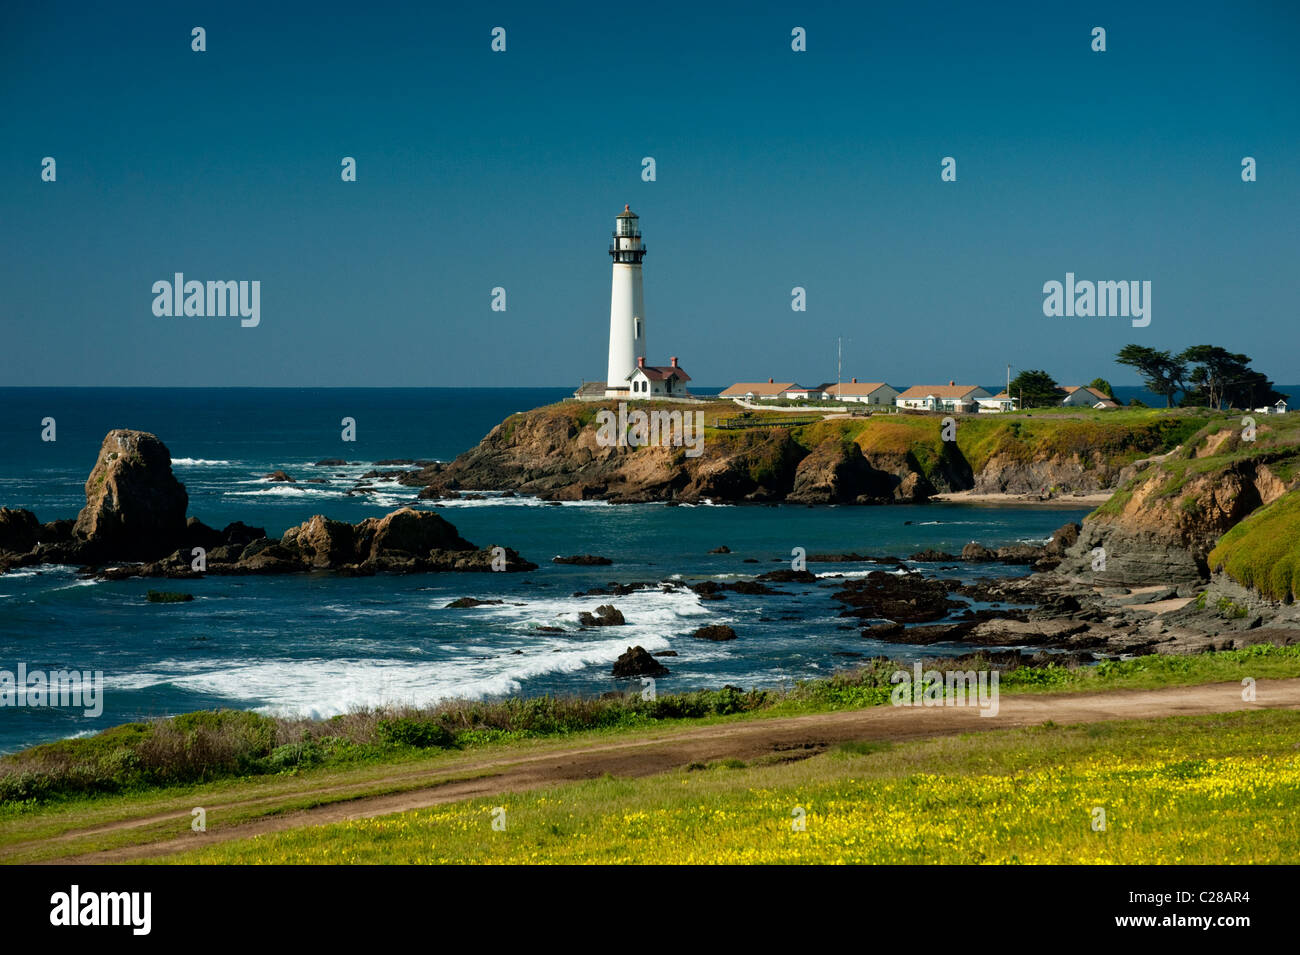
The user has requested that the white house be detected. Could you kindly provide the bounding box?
[976,392,1018,413]
[820,380,900,406]
[1062,386,1119,409]
[895,383,990,413]
[1252,399,1288,414]
[628,356,691,398]
[779,384,825,400]
[719,379,795,401]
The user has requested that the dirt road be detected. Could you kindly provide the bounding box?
[27,678,1300,864]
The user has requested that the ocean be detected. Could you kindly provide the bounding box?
[0,388,1091,753]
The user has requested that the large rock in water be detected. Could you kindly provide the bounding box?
[0,508,40,554]
[282,515,358,567]
[268,507,529,574]
[73,430,188,560]
[612,646,670,678]
[356,507,474,559]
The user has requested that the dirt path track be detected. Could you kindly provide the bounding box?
[31,678,1300,864]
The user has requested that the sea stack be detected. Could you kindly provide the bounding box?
[73,429,188,561]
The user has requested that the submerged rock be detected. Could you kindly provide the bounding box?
[909,549,958,562]
[445,597,505,608]
[146,590,193,603]
[831,571,964,623]
[756,569,817,583]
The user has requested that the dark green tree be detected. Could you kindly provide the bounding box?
[1115,345,1186,408]
[1009,369,1064,408]
[1179,345,1285,409]
[1087,377,1117,401]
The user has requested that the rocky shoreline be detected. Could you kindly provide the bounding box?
[0,430,535,580]
[5,419,1299,674]
[567,540,1300,680]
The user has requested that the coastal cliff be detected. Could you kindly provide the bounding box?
[404,400,1209,505]
[1056,416,1300,587]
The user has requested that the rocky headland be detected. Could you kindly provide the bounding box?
[841,412,1300,656]
[408,402,1300,663]
[397,400,1210,505]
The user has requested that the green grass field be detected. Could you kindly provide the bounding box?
[3,646,1299,864]
[165,709,1300,865]
[5,645,1299,816]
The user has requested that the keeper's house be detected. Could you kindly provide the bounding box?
[895,383,990,413]
[628,356,691,398]
[719,379,796,401]
[819,380,900,406]
[1062,386,1120,409]
[1253,399,1289,415]
[976,392,1018,413]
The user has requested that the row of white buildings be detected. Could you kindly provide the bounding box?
[717,379,1121,413]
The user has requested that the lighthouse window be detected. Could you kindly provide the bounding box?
[635,319,641,339]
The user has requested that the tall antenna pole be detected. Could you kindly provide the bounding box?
[837,337,842,395]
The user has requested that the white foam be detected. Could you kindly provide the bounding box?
[426,495,611,509]
[47,578,101,591]
[464,586,712,633]
[226,486,343,498]
[103,587,719,717]
[131,637,668,718]
[172,458,233,466]
[318,604,404,618]
[0,566,62,581]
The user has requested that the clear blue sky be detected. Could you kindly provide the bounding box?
[2,1,1297,388]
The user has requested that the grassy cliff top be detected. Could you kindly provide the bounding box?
[1210,489,1300,602]
[530,400,1209,473]
[1092,412,1300,518]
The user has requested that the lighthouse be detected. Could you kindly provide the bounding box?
[604,205,647,397]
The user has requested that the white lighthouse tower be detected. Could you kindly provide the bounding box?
[604,204,647,397]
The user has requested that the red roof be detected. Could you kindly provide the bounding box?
[720,381,794,396]
[637,365,691,382]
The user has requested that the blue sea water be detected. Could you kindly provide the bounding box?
[0,388,1090,753]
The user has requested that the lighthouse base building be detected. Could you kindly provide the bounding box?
[577,204,688,401]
